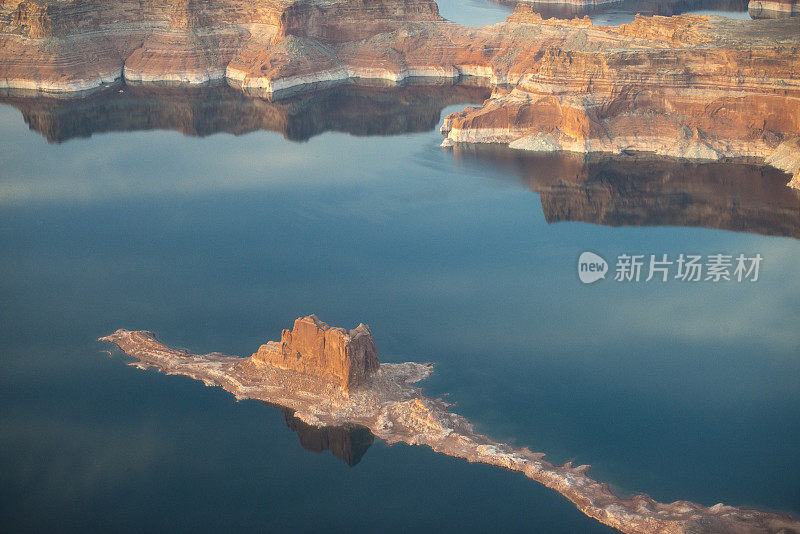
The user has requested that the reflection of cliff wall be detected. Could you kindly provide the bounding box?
[269,403,374,466]
[452,147,800,238]
[748,0,800,17]
[0,83,490,143]
[491,0,749,18]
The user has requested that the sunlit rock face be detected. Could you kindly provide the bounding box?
[0,0,443,92]
[252,315,379,391]
[438,12,800,187]
[1,0,798,182]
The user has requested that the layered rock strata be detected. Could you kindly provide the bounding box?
[438,13,800,188]
[1,0,798,186]
[252,314,379,391]
[100,325,800,534]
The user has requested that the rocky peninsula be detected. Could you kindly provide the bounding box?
[1,0,799,187]
[101,316,800,534]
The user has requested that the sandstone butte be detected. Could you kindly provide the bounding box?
[252,314,379,390]
[1,0,799,187]
[100,317,800,534]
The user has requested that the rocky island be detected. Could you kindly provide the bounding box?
[101,316,800,534]
[1,0,799,187]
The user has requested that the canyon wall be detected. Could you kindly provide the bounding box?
[438,12,800,186]
[489,0,750,19]
[1,0,799,184]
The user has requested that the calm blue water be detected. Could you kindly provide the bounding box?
[435,0,751,27]
[1,85,798,532]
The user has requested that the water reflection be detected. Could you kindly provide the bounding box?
[0,83,490,144]
[490,0,750,23]
[452,146,800,238]
[748,0,800,18]
[2,84,797,239]
[267,403,374,466]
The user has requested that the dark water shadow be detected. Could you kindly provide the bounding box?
[0,82,491,144]
[265,402,374,467]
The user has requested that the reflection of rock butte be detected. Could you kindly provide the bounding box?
[269,403,374,466]
[0,84,491,142]
[452,146,800,238]
[101,321,800,534]
[1,0,799,186]
[254,315,379,391]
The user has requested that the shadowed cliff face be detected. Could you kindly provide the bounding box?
[0,83,491,142]
[270,404,374,466]
[452,146,800,238]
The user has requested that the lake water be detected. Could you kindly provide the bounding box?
[435,0,751,27]
[1,80,798,531]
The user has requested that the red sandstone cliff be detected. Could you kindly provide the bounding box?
[252,315,379,390]
[1,0,798,185]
